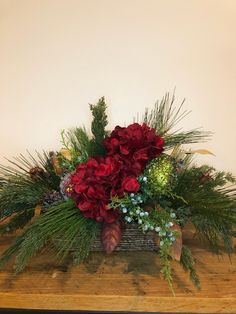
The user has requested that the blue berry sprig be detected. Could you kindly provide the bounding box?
[110,192,178,246]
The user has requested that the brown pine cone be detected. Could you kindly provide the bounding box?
[29,166,45,180]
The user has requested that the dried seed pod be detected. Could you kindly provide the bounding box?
[101,221,121,254]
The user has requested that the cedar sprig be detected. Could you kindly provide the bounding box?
[89,97,108,156]
[180,245,200,289]
[159,240,174,294]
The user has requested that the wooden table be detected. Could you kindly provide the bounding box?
[0,234,235,313]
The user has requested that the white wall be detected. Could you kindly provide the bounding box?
[0,0,235,174]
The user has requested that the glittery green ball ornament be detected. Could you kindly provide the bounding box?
[144,154,176,194]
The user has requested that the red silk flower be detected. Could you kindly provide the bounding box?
[69,156,140,223]
[103,123,164,173]
[69,123,164,223]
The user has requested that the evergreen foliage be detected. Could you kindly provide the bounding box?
[173,166,236,253]
[0,151,61,220]
[0,200,100,272]
[142,93,211,149]
[159,239,174,293]
[60,127,92,165]
[89,97,108,156]
[0,210,34,234]
[180,245,200,289]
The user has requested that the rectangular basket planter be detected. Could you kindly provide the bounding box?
[55,224,159,252]
[92,225,158,251]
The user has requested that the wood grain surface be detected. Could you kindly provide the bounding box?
[0,231,235,313]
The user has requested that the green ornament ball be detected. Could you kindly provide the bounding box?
[144,154,176,194]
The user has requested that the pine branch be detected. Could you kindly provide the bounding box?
[0,236,24,268]
[60,127,92,163]
[0,210,34,234]
[36,151,61,190]
[73,220,100,264]
[73,127,92,158]
[143,93,188,135]
[180,245,200,289]
[1,151,61,191]
[14,225,47,272]
[0,152,61,218]
[192,215,234,253]
[0,202,70,271]
[0,176,47,218]
[142,93,211,149]
[0,200,100,272]
[174,166,236,253]
[164,130,211,149]
[53,212,99,260]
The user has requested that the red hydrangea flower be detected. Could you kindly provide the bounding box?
[103,123,164,174]
[69,156,140,223]
[69,123,164,223]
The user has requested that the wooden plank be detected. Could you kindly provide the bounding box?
[0,294,236,313]
[0,236,235,313]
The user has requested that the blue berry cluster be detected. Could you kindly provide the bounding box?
[120,192,150,230]
[151,214,177,246]
[138,175,148,183]
[119,190,177,245]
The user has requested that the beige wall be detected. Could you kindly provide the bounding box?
[0,0,235,174]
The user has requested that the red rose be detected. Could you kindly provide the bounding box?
[122,176,140,192]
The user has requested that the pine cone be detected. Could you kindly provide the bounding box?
[41,190,63,213]
[101,221,121,254]
[29,166,45,180]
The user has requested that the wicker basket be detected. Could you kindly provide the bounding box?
[54,224,158,252]
[92,224,158,251]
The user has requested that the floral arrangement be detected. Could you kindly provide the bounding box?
[0,94,235,291]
